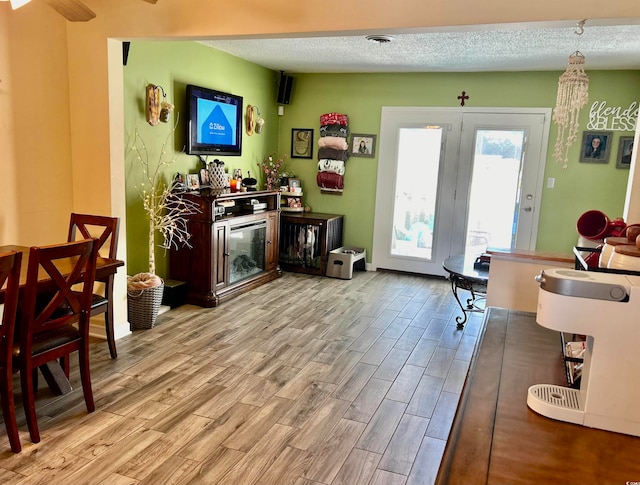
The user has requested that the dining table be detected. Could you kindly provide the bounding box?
[0,244,124,395]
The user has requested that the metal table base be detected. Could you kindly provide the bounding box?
[443,254,489,329]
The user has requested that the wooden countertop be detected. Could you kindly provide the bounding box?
[487,247,574,264]
[436,307,640,485]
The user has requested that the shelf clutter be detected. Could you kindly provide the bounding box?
[280,188,304,213]
[317,112,349,194]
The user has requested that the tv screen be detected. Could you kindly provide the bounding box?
[186,84,243,156]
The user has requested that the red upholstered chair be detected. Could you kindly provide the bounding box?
[68,213,120,359]
[18,239,98,443]
[0,251,23,453]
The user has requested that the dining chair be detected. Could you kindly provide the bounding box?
[67,213,120,359]
[18,239,98,443]
[0,251,22,453]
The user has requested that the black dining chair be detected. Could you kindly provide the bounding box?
[17,239,98,443]
[0,251,23,453]
[68,213,120,359]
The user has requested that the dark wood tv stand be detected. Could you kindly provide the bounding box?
[169,189,281,307]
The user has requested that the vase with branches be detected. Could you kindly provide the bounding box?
[257,152,288,190]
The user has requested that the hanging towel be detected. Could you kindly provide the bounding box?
[318,136,349,150]
[317,171,344,190]
[318,159,345,175]
[318,147,349,161]
[320,113,349,126]
[320,124,349,138]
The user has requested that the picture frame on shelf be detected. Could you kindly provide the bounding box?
[351,134,377,158]
[616,136,634,169]
[185,173,200,190]
[199,168,211,186]
[291,128,314,159]
[289,178,301,189]
[579,130,612,164]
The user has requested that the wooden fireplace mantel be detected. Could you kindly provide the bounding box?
[169,189,282,307]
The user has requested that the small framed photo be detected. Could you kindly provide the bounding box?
[185,173,200,190]
[199,168,211,186]
[580,131,613,164]
[288,178,301,189]
[291,128,314,159]
[616,136,634,169]
[351,134,377,158]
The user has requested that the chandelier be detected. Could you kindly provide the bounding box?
[552,20,590,169]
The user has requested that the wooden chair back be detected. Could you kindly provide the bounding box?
[67,213,120,359]
[0,250,22,452]
[0,251,21,370]
[68,213,119,259]
[19,239,98,443]
[21,239,98,338]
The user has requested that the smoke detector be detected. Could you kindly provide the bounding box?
[365,35,394,44]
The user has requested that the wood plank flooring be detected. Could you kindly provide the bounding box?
[0,270,483,485]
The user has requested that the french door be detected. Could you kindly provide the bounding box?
[372,107,551,276]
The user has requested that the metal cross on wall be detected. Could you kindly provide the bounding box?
[457,91,469,106]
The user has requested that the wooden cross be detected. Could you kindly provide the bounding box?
[457,91,469,106]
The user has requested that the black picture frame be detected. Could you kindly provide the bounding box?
[579,130,613,164]
[351,134,377,158]
[616,136,634,169]
[291,128,314,159]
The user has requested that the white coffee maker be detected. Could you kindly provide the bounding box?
[528,268,640,437]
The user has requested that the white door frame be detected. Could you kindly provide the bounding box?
[371,106,551,274]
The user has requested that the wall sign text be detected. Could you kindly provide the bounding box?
[587,101,638,132]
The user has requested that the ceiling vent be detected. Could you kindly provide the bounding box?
[365,35,394,44]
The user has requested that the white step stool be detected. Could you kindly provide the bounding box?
[326,247,366,279]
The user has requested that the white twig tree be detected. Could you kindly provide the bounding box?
[130,119,200,275]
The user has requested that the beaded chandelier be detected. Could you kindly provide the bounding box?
[552,21,590,169]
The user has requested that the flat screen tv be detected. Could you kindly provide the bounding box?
[186,84,243,156]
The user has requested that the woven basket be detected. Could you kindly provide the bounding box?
[127,283,164,330]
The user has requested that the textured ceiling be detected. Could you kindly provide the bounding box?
[201,20,640,73]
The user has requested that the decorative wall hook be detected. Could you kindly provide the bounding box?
[146,84,169,125]
[254,106,265,134]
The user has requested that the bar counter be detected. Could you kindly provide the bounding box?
[436,307,640,485]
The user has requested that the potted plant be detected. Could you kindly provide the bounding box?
[127,120,199,329]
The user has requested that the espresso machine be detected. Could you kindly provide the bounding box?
[528,268,640,437]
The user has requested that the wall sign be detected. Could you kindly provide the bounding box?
[587,101,638,132]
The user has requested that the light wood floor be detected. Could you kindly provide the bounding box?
[0,269,483,485]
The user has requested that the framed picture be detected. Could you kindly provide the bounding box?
[199,168,211,186]
[580,131,613,164]
[185,173,200,190]
[616,136,634,169]
[351,134,377,158]
[291,128,314,159]
[288,178,301,189]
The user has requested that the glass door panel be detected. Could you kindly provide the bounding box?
[391,127,443,260]
[464,129,526,255]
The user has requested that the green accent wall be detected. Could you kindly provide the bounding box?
[124,41,280,277]
[124,41,639,277]
[276,71,638,257]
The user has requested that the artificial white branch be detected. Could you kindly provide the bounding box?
[131,116,200,274]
